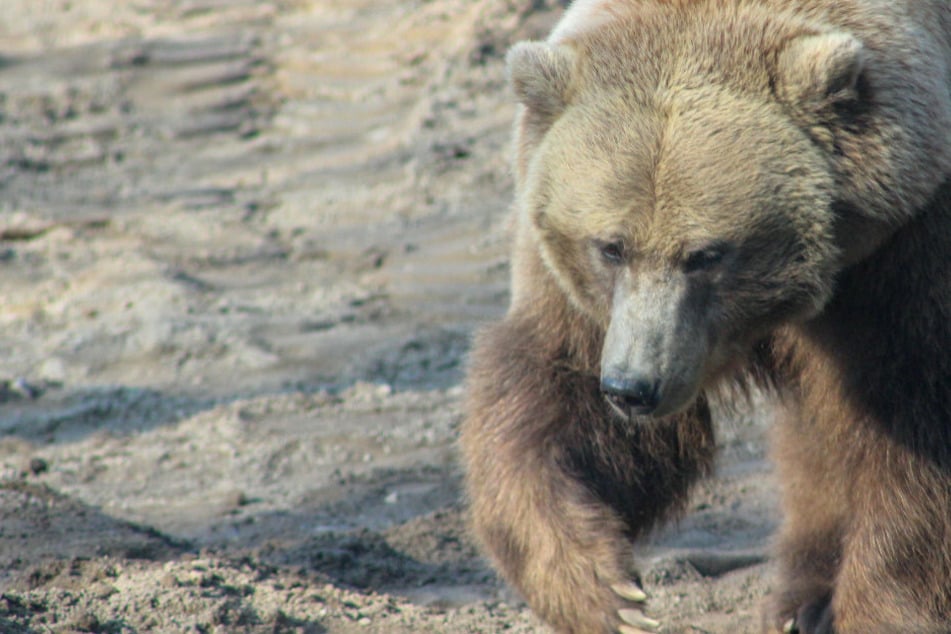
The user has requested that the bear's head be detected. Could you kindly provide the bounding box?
[509,4,876,419]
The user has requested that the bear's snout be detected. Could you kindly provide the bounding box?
[600,375,661,418]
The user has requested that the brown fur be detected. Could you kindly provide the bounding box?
[770,179,951,633]
[462,1,951,633]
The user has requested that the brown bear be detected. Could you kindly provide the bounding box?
[461,1,951,633]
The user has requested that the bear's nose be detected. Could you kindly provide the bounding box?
[600,376,661,417]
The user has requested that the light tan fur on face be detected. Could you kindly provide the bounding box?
[513,10,843,403]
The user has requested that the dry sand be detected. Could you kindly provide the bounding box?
[0,1,780,632]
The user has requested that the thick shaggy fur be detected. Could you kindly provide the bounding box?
[770,180,951,633]
[462,1,951,633]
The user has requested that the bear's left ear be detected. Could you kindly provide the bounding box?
[507,41,576,119]
[775,32,865,108]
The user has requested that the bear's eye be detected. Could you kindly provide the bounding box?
[595,240,626,266]
[683,244,730,274]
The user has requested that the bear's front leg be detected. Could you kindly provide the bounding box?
[462,313,716,634]
[829,446,951,634]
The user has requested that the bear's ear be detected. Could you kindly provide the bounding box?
[507,41,576,118]
[775,32,865,108]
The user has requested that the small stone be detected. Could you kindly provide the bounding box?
[29,457,49,476]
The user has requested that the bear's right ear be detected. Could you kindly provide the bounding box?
[507,41,576,119]
[775,32,865,109]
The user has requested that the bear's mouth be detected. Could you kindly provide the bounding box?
[600,376,662,419]
[600,371,702,421]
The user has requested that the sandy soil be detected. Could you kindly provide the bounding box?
[0,1,781,632]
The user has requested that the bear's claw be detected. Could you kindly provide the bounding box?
[612,582,649,603]
[783,617,798,633]
[614,581,659,632]
[619,608,660,632]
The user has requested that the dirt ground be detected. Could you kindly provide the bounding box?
[0,1,782,632]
